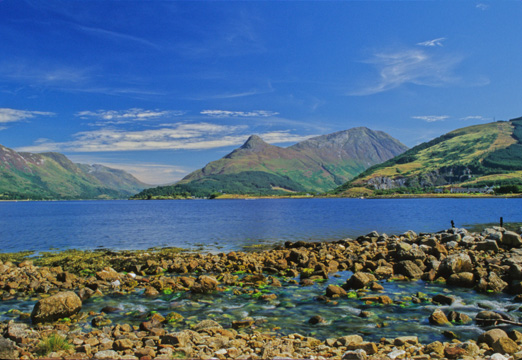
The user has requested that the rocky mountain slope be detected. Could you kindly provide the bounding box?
[335,117,522,195]
[133,127,407,198]
[0,145,148,200]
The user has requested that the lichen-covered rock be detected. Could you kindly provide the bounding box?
[191,275,218,293]
[503,231,522,248]
[0,337,19,359]
[395,260,423,279]
[429,309,449,325]
[493,337,519,354]
[447,272,475,288]
[31,291,82,324]
[94,350,121,360]
[343,272,376,290]
[478,328,509,346]
[96,267,120,282]
[438,253,473,277]
[326,284,347,297]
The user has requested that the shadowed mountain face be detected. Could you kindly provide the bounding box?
[335,117,522,194]
[0,145,148,200]
[176,127,408,194]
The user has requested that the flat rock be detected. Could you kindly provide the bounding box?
[0,337,19,359]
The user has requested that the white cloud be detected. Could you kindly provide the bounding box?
[201,110,279,118]
[460,115,491,121]
[0,108,54,123]
[477,4,490,11]
[417,38,446,47]
[77,108,185,126]
[259,131,317,144]
[412,115,450,122]
[16,122,315,154]
[350,48,462,96]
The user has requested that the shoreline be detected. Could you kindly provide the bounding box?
[2,228,522,359]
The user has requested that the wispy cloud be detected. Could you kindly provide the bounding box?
[258,131,317,144]
[16,122,315,154]
[350,48,462,96]
[412,115,450,122]
[417,38,446,47]
[460,115,491,121]
[0,108,54,123]
[75,25,161,50]
[476,3,490,11]
[201,110,279,118]
[77,108,185,126]
[0,62,90,86]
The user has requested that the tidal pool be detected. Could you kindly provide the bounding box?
[2,271,520,343]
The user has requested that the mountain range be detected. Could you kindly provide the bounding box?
[335,117,522,195]
[0,145,148,200]
[133,127,408,198]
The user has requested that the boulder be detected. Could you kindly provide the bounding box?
[395,260,423,279]
[424,341,444,355]
[432,294,455,305]
[429,309,450,325]
[95,267,120,282]
[343,272,376,290]
[31,291,82,324]
[396,247,426,261]
[308,315,327,325]
[191,275,218,293]
[7,323,40,343]
[337,335,364,346]
[447,272,475,288]
[447,311,472,325]
[492,337,519,354]
[192,319,222,331]
[503,231,522,248]
[326,284,347,298]
[476,311,505,326]
[485,272,508,293]
[0,337,18,359]
[476,240,500,252]
[478,328,508,346]
[438,253,473,277]
[113,339,134,351]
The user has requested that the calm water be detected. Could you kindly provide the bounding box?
[0,198,521,253]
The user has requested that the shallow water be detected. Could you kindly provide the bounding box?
[3,271,520,343]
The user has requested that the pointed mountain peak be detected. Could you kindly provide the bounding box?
[240,135,269,150]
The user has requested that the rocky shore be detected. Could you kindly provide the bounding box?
[2,226,522,359]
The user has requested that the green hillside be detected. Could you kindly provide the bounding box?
[133,127,407,198]
[0,145,148,200]
[131,171,308,199]
[334,117,522,195]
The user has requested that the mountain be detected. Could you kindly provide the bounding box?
[0,145,149,200]
[133,127,407,198]
[334,117,522,195]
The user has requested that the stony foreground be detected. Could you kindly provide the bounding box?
[2,226,522,359]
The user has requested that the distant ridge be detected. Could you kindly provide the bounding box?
[0,144,149,200]
[335,117,522,195]
[133,127,407,198]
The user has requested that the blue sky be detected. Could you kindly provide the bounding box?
[1,0,521,184]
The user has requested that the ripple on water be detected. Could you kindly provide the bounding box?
[2,273,521,343]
